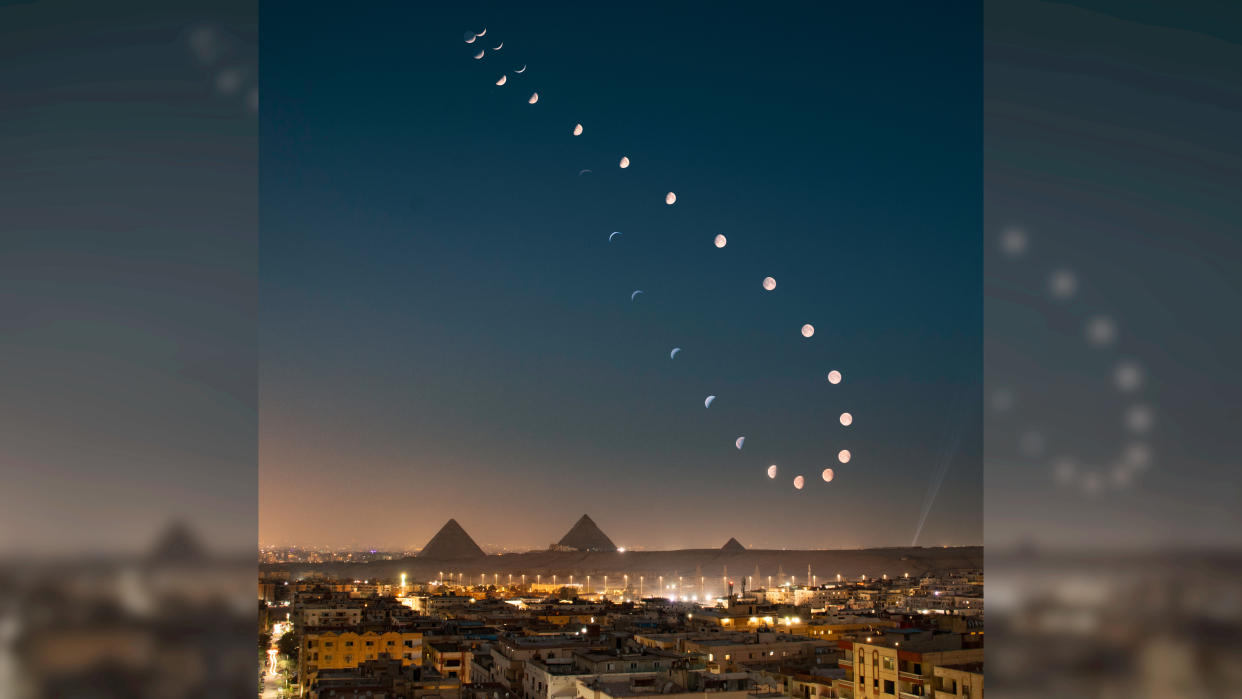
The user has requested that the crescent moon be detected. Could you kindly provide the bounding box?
[528,92,538,104]
[465,34,477,44]
[473,50,484,59]
[477,28,487,37]
[704,395,716,408]
[496,75,507,86]
[516,65,527,73]
[578,169,592,176]
[609,231,622,242]
[493,42,503,50]
[735,436,745,450]
[670,347,681,359]
[630,290,643,301]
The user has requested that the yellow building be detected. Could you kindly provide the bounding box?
[299,627,423,693]
[802,616,898,640]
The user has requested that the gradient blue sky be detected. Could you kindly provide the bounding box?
[259,1,981,550]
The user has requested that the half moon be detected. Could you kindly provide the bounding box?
[670,347,681,359]
[767,464,778,479]
[609,231,622,242]
[496,75,507,86]
[528,92,538,104]
[630,289,643,301]
[704,395,716,408]
[735,436,745,450]
[573,123,583,136]
[665,192,677,205]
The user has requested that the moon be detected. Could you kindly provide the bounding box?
[839,412,853,426]
[473,50,484,59]
[762,277,776,291]
[493,42,503,50]
[573,123,583,136]
[609,231,622,242]
[767,464,778,479]
[704,395,716,408]
[578,169,592,176]
[665,192,677,205]
[827,370,842,384]
[528,92,539,104]
[496,75,507,86]
[801,324,814,338]
[822,468,835,483]
[619,156,630,168]
[838,449,851,463]
[630,290,643,301]
[793,475,805,490]
[735,436,745,450]
[670,347,681,359]
[516,65,527,73]
[477,28,487,37]
[714,234,727,248]
[465,32,477,43]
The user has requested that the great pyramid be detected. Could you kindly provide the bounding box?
[418,519,486,560]
[556,514,617,552]
[721,537,746,553]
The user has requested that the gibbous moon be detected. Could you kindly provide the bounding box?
[801,324,815,338]
[838,449,851,463]
[496,75,507,86]
[735,436,745,450]
[609,231,622,242]
[528,92,538,104]
[714,234,727,248]
[619,156,630,168]
[762,276,776,291]
[822,468,835,483]
[704,395,716,408]
[665,192,677,205]
[767,464,778,479]
[473,50,484,59]
[630,290,643,301]
[573,123,583,136]
[670,347,681,359]
[839,412,853,426]
[827,370,842,384]
[793,475,805,490]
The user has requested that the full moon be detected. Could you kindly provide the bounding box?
[714,234,727,248]
[793,475,805,490]
[839,412,853,426]
[801,324,814,338]
[766,464,777,479]
[838,449,851,463]
[827,370,842,384]
[822,468,835,482]
[762,277,776,291]
[619,156,630,168]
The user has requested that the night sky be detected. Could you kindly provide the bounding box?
[259,2,982,550]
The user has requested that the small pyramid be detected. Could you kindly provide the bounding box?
[147,520,208,563]
[721,537,746,553]
[418,519,486,560]
[556,514,617,552]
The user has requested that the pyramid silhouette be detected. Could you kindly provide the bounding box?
[721,537,746,553]
[418,519,486,560]
[556,514,616,552]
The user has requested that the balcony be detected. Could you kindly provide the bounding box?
[897,671,923,683]
[838,658,853,668]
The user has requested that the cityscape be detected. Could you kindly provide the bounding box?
[258,516,983,698]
